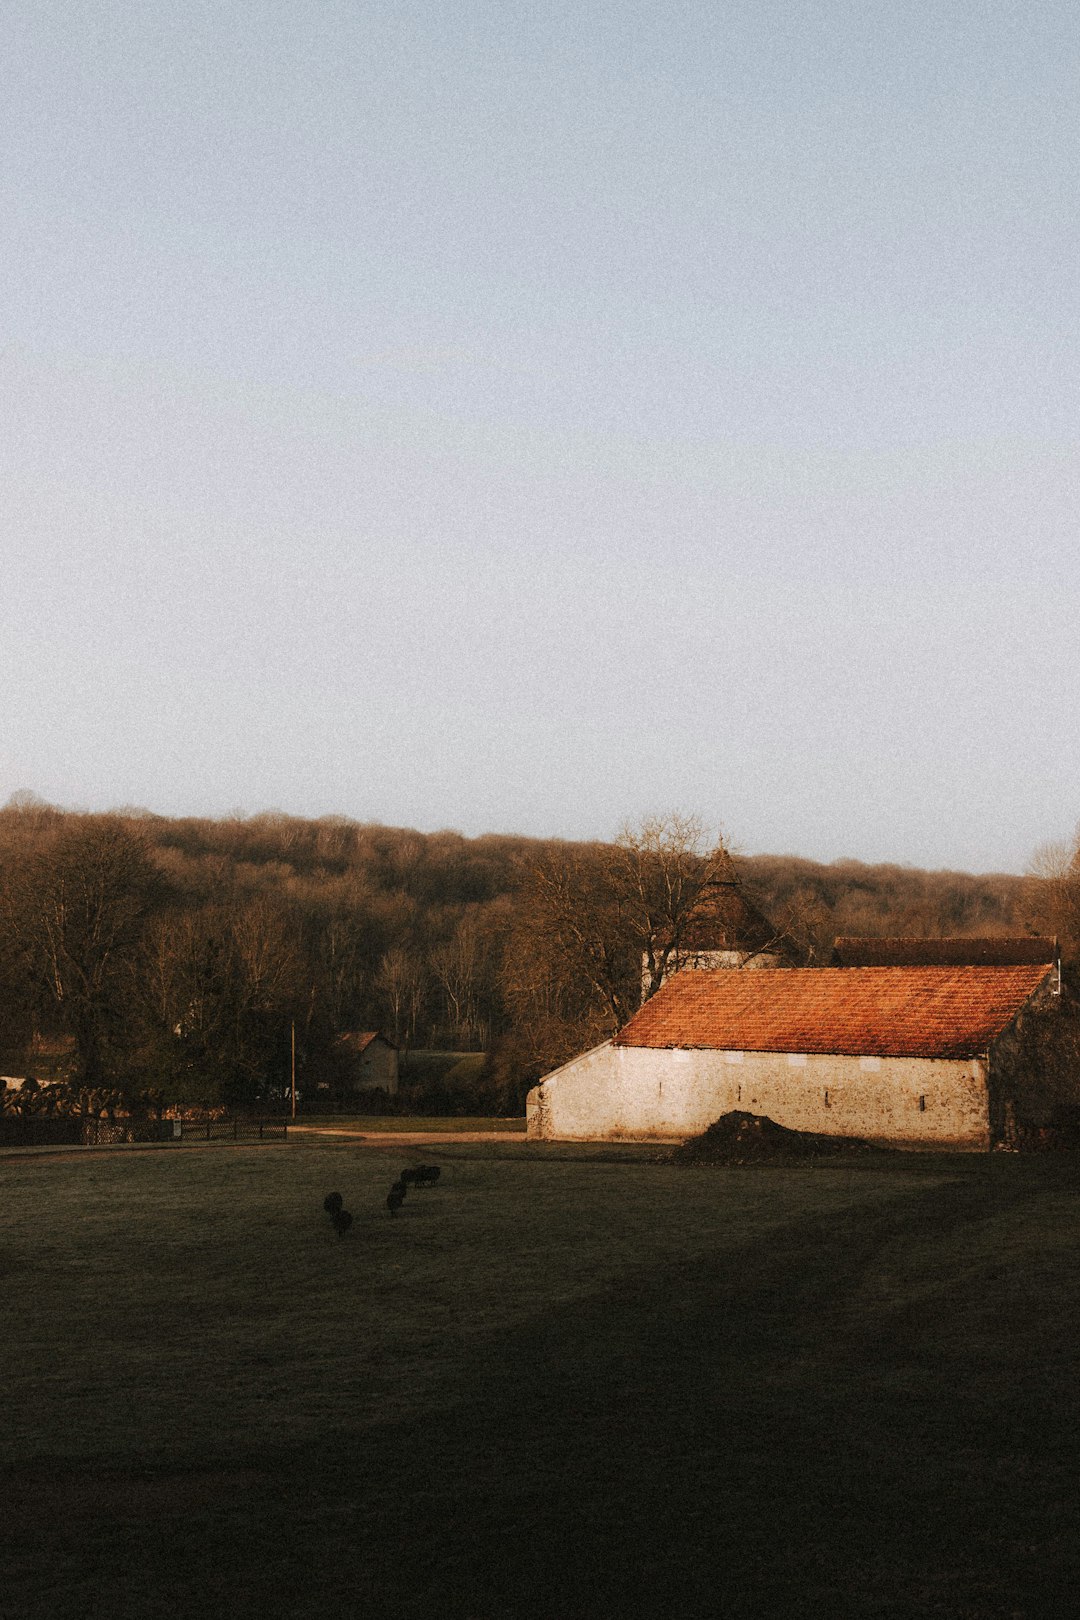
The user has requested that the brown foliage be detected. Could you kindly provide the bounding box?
[0,795,1048,1108]
[2,816,160,1087]
[1026,833,1080,965]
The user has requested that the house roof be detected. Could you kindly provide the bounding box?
[832,936,1057,968]
[613,965,1052,1059]
[335,1031,395,1055]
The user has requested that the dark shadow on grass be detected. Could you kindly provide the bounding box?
[7,1157,1080,1619]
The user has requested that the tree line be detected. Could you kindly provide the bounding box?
[0,795,1059,1117]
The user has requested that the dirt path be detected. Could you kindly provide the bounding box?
[289,1126,526,1144]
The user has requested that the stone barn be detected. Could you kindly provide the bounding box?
[527,963,1077,1150]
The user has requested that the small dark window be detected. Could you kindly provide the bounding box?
[918,1095,927,1112]
[823,1089,830,1107]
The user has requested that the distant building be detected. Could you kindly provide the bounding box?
[528,963,1076,1150]
[332,1032,399,1095]
[644,854,789,999]
[832,936,1058,969]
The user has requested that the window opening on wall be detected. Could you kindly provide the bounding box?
[918,1095,927,1112]
[824,1089,830,1107]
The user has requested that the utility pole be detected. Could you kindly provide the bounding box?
[290,1019,297,1120]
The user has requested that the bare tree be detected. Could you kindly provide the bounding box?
[4,817,161,1088]
[376,947,424,1049]
[314,910,369,1030]
[510,813,739,1061]
[429,911,493,1049]
[1027,832,1080,963]
[613,813,741,1000]
[135,895,304,1104]
[521,846,634,1034]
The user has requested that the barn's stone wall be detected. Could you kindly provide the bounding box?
[526,1042,990,1149]
[986,975,1080,1136]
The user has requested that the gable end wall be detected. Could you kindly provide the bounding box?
[351,1042,399,1094]
[987,975,1080,1138]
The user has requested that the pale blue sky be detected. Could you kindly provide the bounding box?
[2,1,1078,871]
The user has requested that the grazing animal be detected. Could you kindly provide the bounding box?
[332,1208,353,1238]
[402,1164,440,1187]
[390,1178,408,1198]
[386,1189,405,1216]
[323,1192,344,1216]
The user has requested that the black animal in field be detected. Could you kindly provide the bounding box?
[323,1191,343,1217]
[401,1164,441,1188]
[386,1187,405,1216]
[332,1208,353,1238]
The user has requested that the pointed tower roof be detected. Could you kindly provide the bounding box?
[673,853,782,956]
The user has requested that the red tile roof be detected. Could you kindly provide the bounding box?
[613,966,1051,1059]
[335,1031,394,1054]
[832,936,1057,968]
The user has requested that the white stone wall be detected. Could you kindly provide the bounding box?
[680,949,786,970]
[526,1042,990,1150]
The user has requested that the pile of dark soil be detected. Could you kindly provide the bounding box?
[672,1109,884,1165]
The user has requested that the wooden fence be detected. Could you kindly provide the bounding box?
[158,1118,289,1144]
[0,1117,289,1148]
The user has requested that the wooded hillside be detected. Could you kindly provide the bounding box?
[0,796,1046,1114]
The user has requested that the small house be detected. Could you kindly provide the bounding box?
[332,1032,399,1096]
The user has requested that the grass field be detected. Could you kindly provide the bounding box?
[4,1139,1080,1618]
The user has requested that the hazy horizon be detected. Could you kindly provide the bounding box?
[4,3,1079,875]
